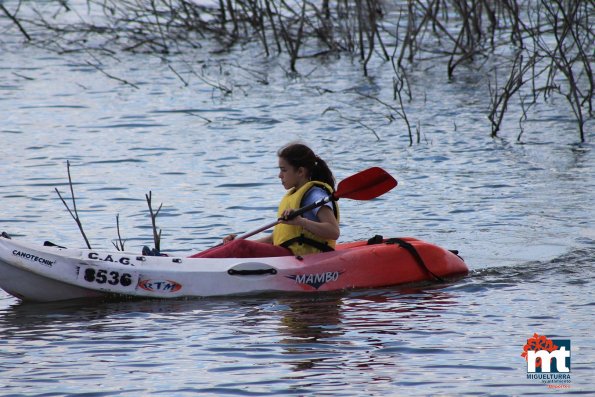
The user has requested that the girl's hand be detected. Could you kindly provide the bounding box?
[223,234,237,244]
[281,209,302,226]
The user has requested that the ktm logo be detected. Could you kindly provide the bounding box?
[138,279,182,293]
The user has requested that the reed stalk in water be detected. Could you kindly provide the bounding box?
[112,214,126,251]
[145,191,163,252]
[3,0,592,141]
[55,161,92,249]
[0,3,31,41]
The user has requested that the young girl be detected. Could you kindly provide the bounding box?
[191,143,340,258]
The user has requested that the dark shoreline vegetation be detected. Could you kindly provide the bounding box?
[1,0,593,143]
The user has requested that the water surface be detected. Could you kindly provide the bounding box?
[1,8,594,396]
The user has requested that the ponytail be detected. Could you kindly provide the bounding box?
[277,143,335,188]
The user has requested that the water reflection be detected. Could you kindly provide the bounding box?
[273,286,462,376]
[1,255,593,395]
[278,295,344,343]
[0,284,464,332]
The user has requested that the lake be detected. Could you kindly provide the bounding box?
[0,2,593,395]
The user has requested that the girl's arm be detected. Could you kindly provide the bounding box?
[282,206,340,240]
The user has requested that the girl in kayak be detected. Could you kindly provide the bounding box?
[190,143,340,258]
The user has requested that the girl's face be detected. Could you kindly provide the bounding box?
[278,157,307,190]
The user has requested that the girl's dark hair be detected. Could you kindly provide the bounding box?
[278,143,335,188]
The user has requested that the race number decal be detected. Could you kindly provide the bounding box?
[77,266,139,293]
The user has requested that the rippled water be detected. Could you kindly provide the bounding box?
[1,7,594,395]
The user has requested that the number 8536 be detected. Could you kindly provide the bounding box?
[83,268,133,287]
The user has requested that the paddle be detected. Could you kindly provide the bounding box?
[235,167,397,240]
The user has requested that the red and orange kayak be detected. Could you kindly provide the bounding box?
[0,234,468,302]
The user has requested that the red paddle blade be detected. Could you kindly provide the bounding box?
[334,167,397,200]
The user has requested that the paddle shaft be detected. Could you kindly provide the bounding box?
[207,167,396,247]
[236,195,332,240]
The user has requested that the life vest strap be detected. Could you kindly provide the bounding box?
[280,234,335,253]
